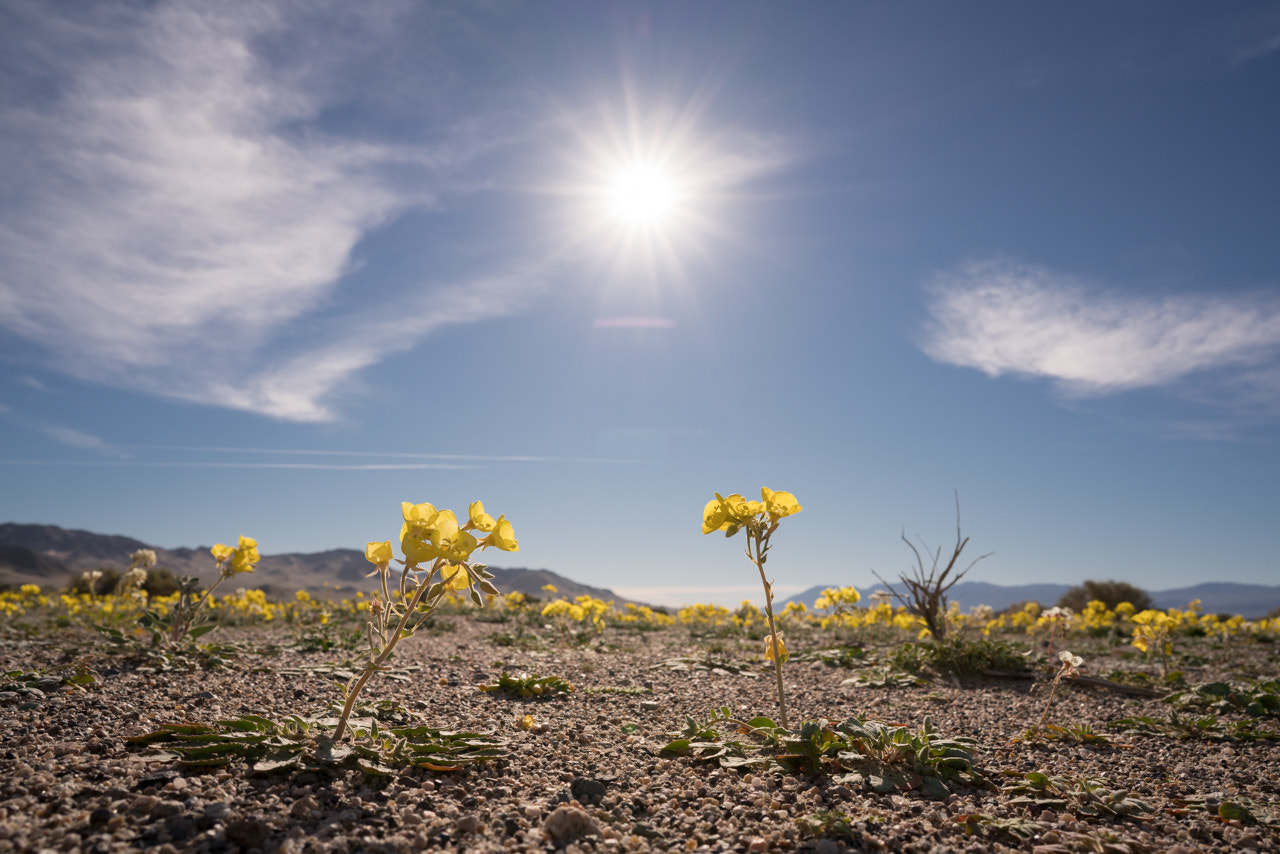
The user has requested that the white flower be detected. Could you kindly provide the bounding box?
[130,549,158,569]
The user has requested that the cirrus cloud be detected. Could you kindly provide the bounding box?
[923,260,1280,406]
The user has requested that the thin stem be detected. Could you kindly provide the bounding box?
[750,529,788,729]
[333,560,444,741]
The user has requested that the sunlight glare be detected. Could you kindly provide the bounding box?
[609,164,679,227]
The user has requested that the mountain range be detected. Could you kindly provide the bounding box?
[0,523,632,605]
[5,523,1277,617]
[782,581,1280,620]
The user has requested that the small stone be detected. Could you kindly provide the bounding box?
[570,778,608,804]
[0,692,20,705]
[224,818,271,849]
[640,701,660,711]
[524,804,542,819]
[455,814,481,834]
[544,805,600,845]
[149,800,183,819]
[89,807,114,825]
[748,836,768,853]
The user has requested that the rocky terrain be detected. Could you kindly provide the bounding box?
[0,615,1277,853]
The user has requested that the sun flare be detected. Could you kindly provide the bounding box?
[608,164,679,227]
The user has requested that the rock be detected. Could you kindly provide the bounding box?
[88,807,113,825]
[544,805,599,845]
[570,777,608,804]
[455,814,481,834]
[224,817,271,849]
[148,800,183,819]
[204,802,231,820]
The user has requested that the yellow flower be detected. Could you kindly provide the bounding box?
[468,501,497,532]
[764,631,788,664]
[365,540,393,567]
[483,515,519,552]
[429,510,480,563]
[400,522,440,564]
[229,536,259,574]
[702,494,732,534]
[762,487,802,522]
[211,543,235,563]
[440,564,470,591]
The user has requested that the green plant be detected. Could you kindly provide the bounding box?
[138,537,260,649]
[889,637,1031,677]
[701,487,803,727]
[872,493,990,641]
[662,709,989,799]
[1107,712,1280,742]
[480,671,574,699]
[1030,650,1084,736]
[1003,772,1153,818]
[333,500,516,741]
[128,713,507,775]
[1057,580,1153,613]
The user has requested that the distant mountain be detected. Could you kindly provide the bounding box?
[783,580,1280,620]
[0,523,638,605]
[0,545,70,589]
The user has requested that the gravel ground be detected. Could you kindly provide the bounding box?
[1,617,1277,853]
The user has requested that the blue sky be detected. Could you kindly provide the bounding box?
[2,2,1279,606]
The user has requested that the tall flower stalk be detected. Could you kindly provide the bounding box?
[333,501,517,741]
[702,488,802,728]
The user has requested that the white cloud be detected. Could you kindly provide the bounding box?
[41,426,109,450]
[0,1,521,422]
[923,260,1280,403]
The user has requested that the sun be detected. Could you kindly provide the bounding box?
[608,163,680,227]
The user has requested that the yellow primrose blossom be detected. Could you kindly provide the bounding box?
[365,540,393,567]
[211,543,235,563]
[761,487,802,521]
[764,631,788,663]
[483,516,519,552]
[468,501,497,532]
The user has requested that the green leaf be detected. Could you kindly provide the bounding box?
[1219,801,1256,822]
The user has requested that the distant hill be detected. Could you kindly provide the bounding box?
[783,580,1280,620]
[0,523,637,605]
[0,545,70,589]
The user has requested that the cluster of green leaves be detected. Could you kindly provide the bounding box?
[1003,772,1154,818]
[1165,678,1280,719]
[889,637,1031,677]
[840,668,926,689]
[128,712,507,775]
[291,624,366,653]
[953,812,1044,842]
[791,646,868,668]
[479,671,574,699]
[662,709,988,799]
[1108,712,1280,742]
[1170,794,1277,826]
[583,685,652,696]
[795,809,859,844]
[650,656,759,677]
[92,625,255,671]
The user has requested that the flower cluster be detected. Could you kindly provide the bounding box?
[211,536,260,577]
[702,488,802,537]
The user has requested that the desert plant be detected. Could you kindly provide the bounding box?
[333,500,517,741]
[873,493,990,641]
[138,537,260,649]
[702,488,803,727]
[1056,579,1153,613]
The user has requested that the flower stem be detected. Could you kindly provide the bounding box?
[751,531,788,729]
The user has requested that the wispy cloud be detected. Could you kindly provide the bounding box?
[42,426,110,451]
[0,2,525,422]
[922,260,1280,408]
[0,460,471,471]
